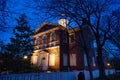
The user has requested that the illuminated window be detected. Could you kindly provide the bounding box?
[49,53,55,66]
[33,56,38,64]
[50,32,56,42]
[63,54,68,66]
[70,54,76,66]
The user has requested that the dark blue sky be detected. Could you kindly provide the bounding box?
[0,0,120,44]
[0,0,59,43]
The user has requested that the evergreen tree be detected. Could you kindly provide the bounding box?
[8,14,33,58]
[2,14,33,73]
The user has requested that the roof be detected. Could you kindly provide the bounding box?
[34,22,58,34]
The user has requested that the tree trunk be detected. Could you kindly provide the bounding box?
[84,48,94,80]
[79,29,94,80]
[97,47,106,79]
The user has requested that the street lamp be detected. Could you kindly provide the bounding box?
[23,55,28,72]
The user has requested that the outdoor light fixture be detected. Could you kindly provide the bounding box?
[107,63,110,67]
[24,55,28,59]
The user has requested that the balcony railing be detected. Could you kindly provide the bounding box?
[34,41,59,50]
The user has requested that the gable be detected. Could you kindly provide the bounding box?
[34,22,58,34]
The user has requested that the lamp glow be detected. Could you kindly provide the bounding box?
[107,63,110,66]
[24,55,28,59]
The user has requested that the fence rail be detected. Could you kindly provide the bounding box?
[0,69,115,80]
[0,72,77,80]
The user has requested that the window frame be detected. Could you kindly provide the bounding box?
[42,35,47,48]
[50,32,56,42]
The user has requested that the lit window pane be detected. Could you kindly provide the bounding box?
[33,56,38,64]
[49,53,55,66]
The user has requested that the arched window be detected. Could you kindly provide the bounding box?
[42,35,47,48]
[33,38,37,45]
[50,32,56,42]
[37,37,41,45]
[42,35,47,44]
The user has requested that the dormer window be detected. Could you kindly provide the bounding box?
[50,32,56,42]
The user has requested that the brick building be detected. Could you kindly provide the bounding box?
[31,19,97,71]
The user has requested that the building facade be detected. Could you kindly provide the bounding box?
[31,21,97,71]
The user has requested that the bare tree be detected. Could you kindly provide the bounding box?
[32,1,94,80]
[109,8,120,50]
[32,0,117,79]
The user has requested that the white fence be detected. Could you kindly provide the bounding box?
[0,72,77,80]
[0,69,115,80]
[84,69,115,80]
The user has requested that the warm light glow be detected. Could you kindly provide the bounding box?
[107,63,110,66]
[58,19,69,28]
[46,71,52,73]
[49,53,55,66]
[33,56,38,64]
[24,55,28,59]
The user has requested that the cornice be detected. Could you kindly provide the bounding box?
[33,27,59,38]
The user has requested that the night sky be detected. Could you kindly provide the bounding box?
[0,0,58,43]
[0,0,120,44]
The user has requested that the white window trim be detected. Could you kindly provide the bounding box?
[50,32,56,42]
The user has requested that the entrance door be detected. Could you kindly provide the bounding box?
[37,51,49,70]
[41,53,49,70]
